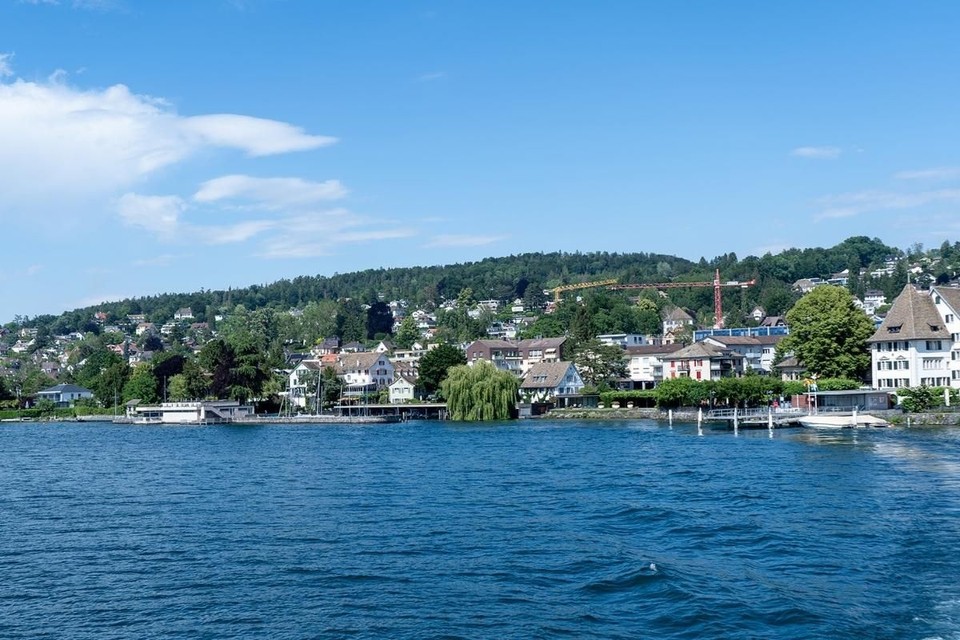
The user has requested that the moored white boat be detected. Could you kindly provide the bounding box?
[797,409,889,429]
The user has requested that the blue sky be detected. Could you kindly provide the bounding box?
[2,1,960,322]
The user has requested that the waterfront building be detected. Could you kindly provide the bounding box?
[869,284,953,389]
[519,361,584,403]
[35,383,93,407]
[660,342,745,381]
[622,343,684,389]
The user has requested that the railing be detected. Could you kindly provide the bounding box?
[706,407,804,420]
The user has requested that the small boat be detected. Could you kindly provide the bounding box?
[797,409,889,429]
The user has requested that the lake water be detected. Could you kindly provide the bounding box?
[1,420,959,639]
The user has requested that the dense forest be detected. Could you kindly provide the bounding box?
[11,235,956,337]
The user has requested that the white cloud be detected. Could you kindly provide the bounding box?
[182,114,335,157]
[894,166,960,181]
[254,210,415,258]
[117,193,186,237]
[0,53,14,78]
[195,220,277,245]
[424,234,507,248]
[815,189,960,220]
[0,77,335,212]
[790,146,842,159]
[194,174,347,208]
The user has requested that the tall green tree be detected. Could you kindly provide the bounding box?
[572,339,627,388]
[441,360,519,421]
[366,301,394,338]
[123,364,159,403]
[336,299,366,343]
[418,344,468,395]
[776,285,874,380]
[394,316,421,349]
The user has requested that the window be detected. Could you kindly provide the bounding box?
[888,326,901,333]
[947,314,955,323]
[927,341,943,350]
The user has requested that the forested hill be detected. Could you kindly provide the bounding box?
[10,235,936,333]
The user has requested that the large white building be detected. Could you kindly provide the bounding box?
[869,284,960,389]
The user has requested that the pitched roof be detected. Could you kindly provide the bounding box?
[934,286,960,316]
[623,343,685,356]
[660,342,728,360]
[663,307,694,322]
[37,383,91,395]
[336,352,389,372]
[520,361,577,389]
[868,284,947,342]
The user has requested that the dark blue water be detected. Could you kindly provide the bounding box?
[2,421,959,639]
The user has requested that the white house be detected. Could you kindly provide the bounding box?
[389,375,423,404]
[520,361,584,403]
[869,284,952,389]
[336,352,396,396]
[662,307,694,336]
[597,333,651,348]
[36,384,93,407]
[930,285,960,388]
[623,344,684,389]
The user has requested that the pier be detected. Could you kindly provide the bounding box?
[704,407,805,429]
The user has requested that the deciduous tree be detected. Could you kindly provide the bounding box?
[441,360,519,421]
[776,285,874,380]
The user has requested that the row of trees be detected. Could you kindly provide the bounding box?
[9,235,920,340]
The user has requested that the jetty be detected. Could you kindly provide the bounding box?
[704,407,805,429]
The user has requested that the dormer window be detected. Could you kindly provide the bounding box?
[887,325,901,333]
[929,324,941,332]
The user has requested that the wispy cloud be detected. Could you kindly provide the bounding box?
[117,193,186,238]
[0,53,14,78]
[194,174,347,208]
[20,0,123,10]
[790,146,842,159]
[894,166,960,181]
[417,71,446,82]
[424,234,507,248]
[815,189,960,220]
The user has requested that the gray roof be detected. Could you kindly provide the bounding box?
[37,383,92,395]
[661,342,733,360]
[868,285,947,342]
[623,343,685,356]
[934,286,960,316]
[520,361,577,390]
[663,306,694,322]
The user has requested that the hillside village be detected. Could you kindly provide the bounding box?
[2,243,960,416]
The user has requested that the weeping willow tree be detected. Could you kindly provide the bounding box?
[441,361,520,421]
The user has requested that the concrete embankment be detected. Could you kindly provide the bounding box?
[549,407,960,427]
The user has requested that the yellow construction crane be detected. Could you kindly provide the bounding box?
[547,270,756,328]
[549,279,619,302]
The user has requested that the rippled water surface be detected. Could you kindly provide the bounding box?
[2,420,960,639]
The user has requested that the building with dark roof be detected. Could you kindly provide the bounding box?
[36,384,94,407]
[519,361,584,402]
[870,285,953,389]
